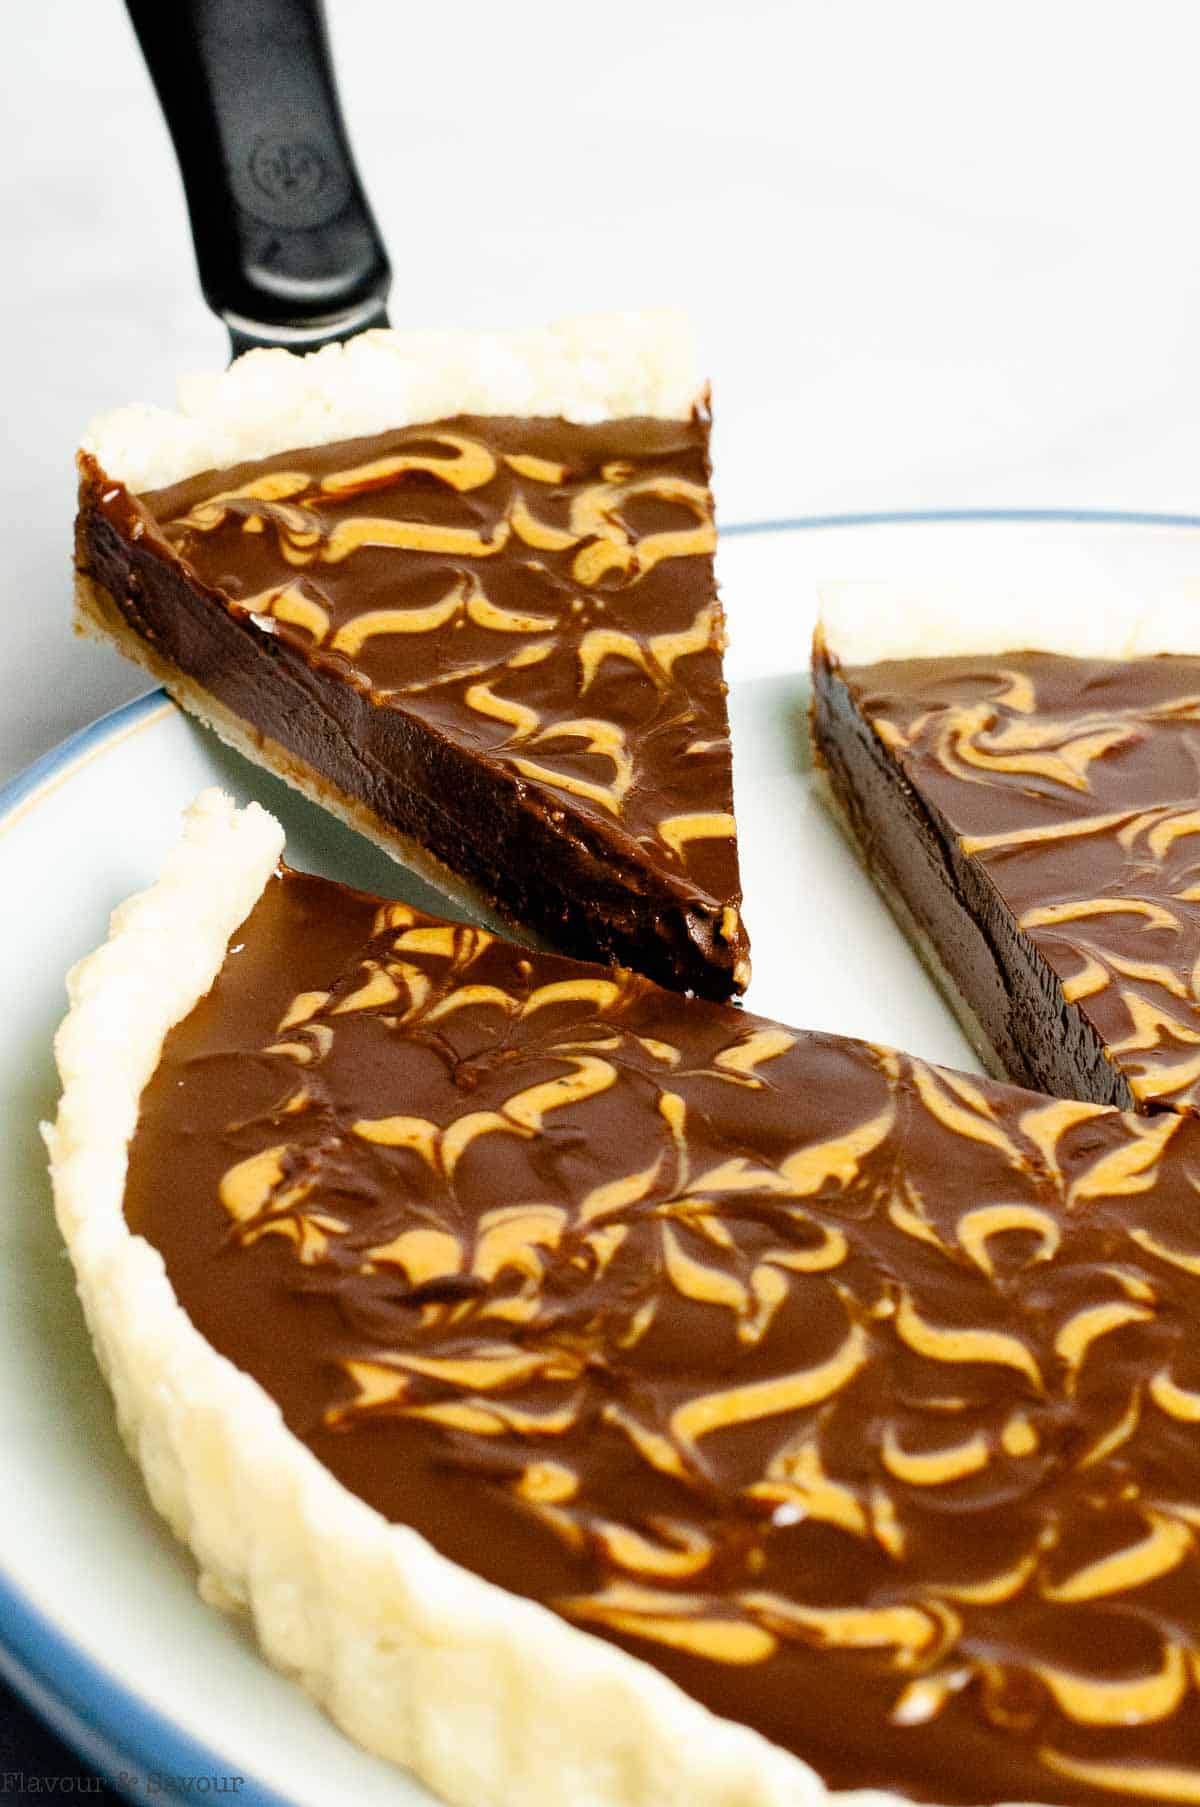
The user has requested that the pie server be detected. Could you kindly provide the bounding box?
[126,0,391,359]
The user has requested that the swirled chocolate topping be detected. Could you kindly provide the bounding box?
[127,866,1200,1804]
[76,412,747,999]
[814,645,1200,1116]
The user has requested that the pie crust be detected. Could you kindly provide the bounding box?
[43,791,837,1807]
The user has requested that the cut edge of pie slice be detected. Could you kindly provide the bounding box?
[812,579,1200,1114]
[73,310,750,1001]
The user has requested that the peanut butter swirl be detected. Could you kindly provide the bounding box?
[127,867,1200,1805]
[825,650,1200,1116]
[133,414,744,968]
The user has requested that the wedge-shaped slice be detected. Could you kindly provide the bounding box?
[48,788,1200,1807]
[813,581,1200,1113]
[74,312,748,1000]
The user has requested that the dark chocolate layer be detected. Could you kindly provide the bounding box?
[813,644,1200,1115]
[75,413,747,1000]
[126,866,1200,1804]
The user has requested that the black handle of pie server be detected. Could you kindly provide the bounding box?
[125,0,391,358]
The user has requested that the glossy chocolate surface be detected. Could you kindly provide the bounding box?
[127,867,1200,1803]
[76,413,747,998]
[818,648,1200,1115]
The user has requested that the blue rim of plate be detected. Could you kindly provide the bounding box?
[721,504,1200,536]
[6,502,1200,1804]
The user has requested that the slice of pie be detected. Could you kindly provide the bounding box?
[48,788,1200,1806]
[812,583,1200,1116]
[74,312,749,1001]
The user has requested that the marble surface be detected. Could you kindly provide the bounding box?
[5,3,1200,1797]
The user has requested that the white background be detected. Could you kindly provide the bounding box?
[6,0,1200,782]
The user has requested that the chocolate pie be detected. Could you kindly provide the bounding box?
[48,789,1200,1806]
[73,313,748,1001]
[812,584,1200,1115]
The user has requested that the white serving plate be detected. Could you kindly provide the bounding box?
[4,512,1200,1805]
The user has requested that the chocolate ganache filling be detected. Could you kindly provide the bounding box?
[814,646,1200,1116]
[126,866,1200,1804]
[76,413,747,999]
